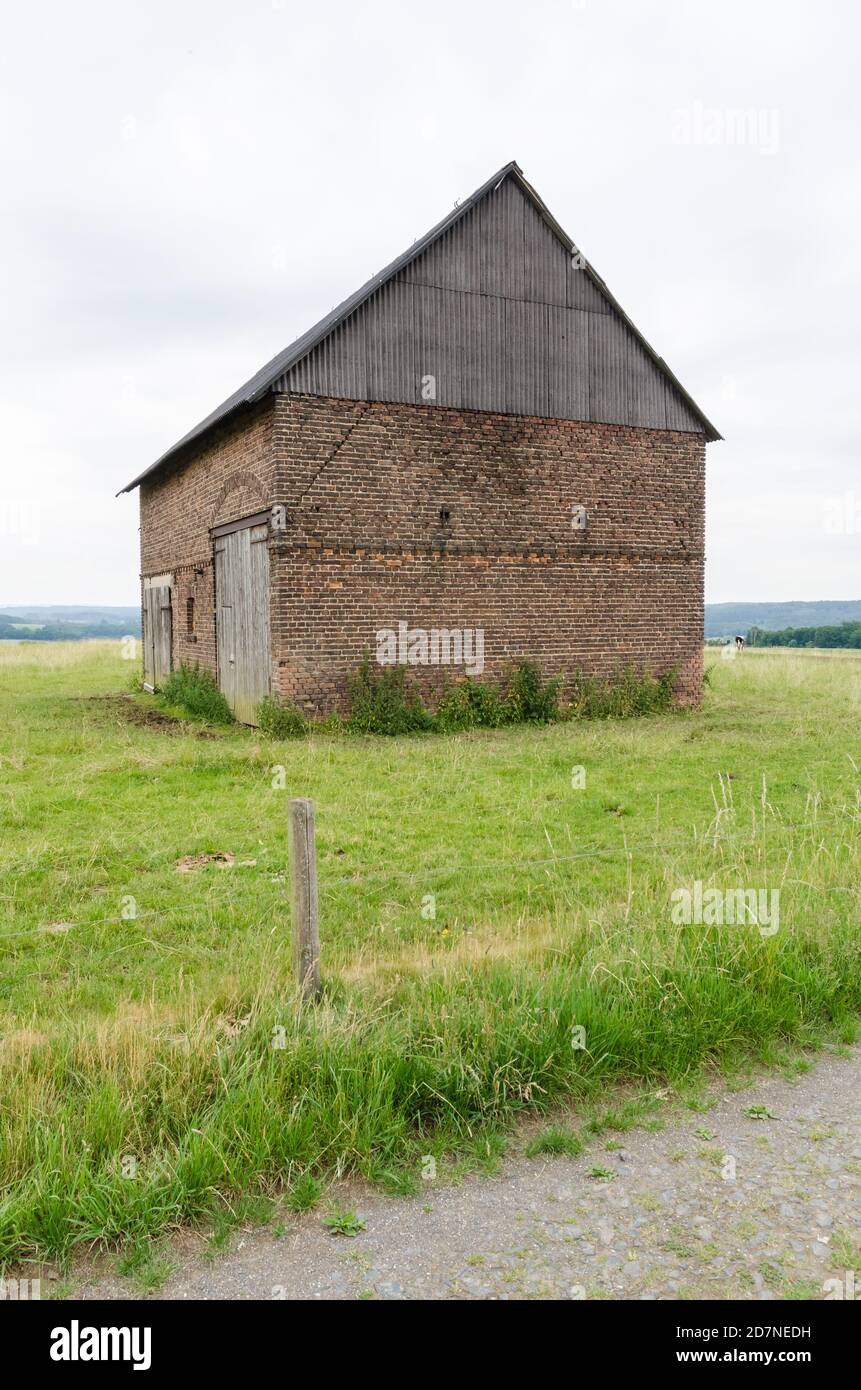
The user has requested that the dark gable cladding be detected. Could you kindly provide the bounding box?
[119,162,721,495]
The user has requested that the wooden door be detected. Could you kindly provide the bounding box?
[214,519,270,724]
[142,579,172,688]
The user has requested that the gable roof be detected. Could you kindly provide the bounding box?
[119,161,720,494]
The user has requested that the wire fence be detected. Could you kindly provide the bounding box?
[2,806,858,947]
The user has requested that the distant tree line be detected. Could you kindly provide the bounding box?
[0,616,140,641]
[747,621,861,649]
[704,600,861,638]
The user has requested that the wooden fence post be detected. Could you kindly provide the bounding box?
[288,797,320,1002]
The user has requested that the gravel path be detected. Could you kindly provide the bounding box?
[74,1047,861,1301]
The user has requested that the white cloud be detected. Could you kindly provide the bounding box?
[0,0,858,605]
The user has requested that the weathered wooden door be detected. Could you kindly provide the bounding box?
[213,517,271,724]
[142,577,172,688]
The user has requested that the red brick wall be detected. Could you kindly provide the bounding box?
[138,399,274,677]
[270,394,706,712]
[137,392,706,712]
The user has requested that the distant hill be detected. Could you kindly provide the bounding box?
[0,605,140,641]
[705,601,861,639]
[4,601,860,645]
[0,605,139,625]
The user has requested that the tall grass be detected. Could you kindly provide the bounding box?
[2,871,859,1262]
[0,643,860,1262]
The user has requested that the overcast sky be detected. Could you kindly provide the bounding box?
[1,0,858,606]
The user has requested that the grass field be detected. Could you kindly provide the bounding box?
[1,641,860,1265]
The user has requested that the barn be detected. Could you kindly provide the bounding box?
[120,161,720,724]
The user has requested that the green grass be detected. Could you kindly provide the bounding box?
[830,1231,861,1269]
[200,1193,275,1261]
[0,640,860,1264]
[585,1096,661,1134]
[524,1126,584,1158]
[116,1239,175,1293]
[285,1172,323,1212]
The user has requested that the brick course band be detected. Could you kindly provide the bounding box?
[268,542,703,560]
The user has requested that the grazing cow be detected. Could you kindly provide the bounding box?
[735,635,745,650]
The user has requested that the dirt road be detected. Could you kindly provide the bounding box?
[73,1047,861,1301]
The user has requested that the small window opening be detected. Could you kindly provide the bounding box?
[186,596,195,634]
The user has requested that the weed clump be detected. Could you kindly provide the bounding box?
[159,658,676,736]
[160,664,234,724]
[256,696,308,738]
[560,666,676,720]
[345,653,671,735]
[345,656,436,735]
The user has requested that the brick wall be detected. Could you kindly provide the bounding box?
[137,391,706,712]
[138,399,274,677]
[270,394,705,712]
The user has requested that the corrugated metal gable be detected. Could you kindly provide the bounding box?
[272,178,704,433]
[120,162,719,493]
